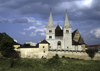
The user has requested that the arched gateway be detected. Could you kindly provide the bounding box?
[57,41,61,48]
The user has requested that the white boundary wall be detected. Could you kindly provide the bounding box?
[47,51,100,60]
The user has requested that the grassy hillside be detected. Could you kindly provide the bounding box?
[0,57,100,71]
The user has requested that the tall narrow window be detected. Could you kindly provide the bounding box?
[49,36,52,39]
[49,30,52,33]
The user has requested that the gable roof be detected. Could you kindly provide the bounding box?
[13,41,22,46]
[55,25,63,36]
[36,43,39,47]
[72,29,77,39]
[78,36,85,44]
[55,25,61,30]
[72,29,85,45]
[18,40,49,49]
[40,39,50,44]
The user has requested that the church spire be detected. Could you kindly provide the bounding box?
[64,10,69,27]
[47,8,54,26]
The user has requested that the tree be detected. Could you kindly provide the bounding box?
[86,48,96,60]
[0,32,14,56]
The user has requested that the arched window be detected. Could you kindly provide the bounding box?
[57,41,61,48]
[57,41,61,46]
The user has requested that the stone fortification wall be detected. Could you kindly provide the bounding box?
[47,51,100,60]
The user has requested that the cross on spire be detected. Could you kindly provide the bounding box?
[50,8,52,12]
[57,23,59,26]
[66,8,67,12]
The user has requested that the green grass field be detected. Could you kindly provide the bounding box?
[0,57,100,71]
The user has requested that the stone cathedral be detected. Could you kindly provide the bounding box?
[17,10,86,59]
[46,11,85,51]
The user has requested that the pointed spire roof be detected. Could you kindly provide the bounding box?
[64,10,69,27]
[47,10,54,26]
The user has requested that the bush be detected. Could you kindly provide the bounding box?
[86,48,96,60]
[66,57,70,59]
[46,54,62,66]
[62,56,65,58]
[71,58,75,59]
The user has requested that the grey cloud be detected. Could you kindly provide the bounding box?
[68,0,100,21]
[0,0,100,22]
[68,8,100,21]
[0,19,9,24]
[0,0,80,15]
[0,0,10,4]
[12,18,28,23]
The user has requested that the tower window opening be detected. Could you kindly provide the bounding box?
[49,30,52,33]
[66,30,69,33]
[44,51,45,53]
[58,41,61,45]
[49,36,52,39]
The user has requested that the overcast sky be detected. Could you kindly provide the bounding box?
[0,0,100,45]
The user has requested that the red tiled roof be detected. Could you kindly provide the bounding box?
[85,45,100,48]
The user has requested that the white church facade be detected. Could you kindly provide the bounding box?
[17,10,85,58]
[46,11,85,51]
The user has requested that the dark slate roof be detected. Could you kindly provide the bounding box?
[55,25,61,30]
[13,41,22,46]
[72,40,79,45]
[86,45,100,48]
[72,36,85,45]
[55,25,63,36]
[72,29,77,39]
[78,36,85,44]
[72,29,85,45]
[36,43,39,47]
[18,39,49,48]
[40,39,50,44]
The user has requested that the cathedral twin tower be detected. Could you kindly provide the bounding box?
[46,10,72,50]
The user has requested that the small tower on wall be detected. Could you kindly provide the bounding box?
[46,9,55,50]
[63,10,72,50]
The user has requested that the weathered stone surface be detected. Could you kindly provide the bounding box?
[47,51,100,60]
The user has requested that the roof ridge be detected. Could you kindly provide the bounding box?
[40,39,50,44]
[55,25,61,30]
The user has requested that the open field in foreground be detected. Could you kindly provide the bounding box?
[0,57,100,71]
